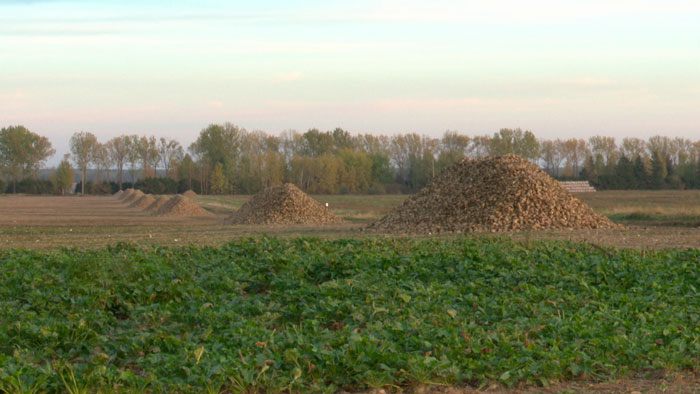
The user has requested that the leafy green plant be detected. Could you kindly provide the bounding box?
[2,237,700,392]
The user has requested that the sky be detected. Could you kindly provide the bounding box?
[1,0,699,164]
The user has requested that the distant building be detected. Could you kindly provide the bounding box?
[559,181,596,193]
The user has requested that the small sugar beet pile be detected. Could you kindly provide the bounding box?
[228,183,341,225]
[115,189,211,217]
[153,195,212,217]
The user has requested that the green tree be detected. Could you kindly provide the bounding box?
[314,155,343,193]
[490,128,539,161]
[261,149,286,188]
[665,156,682,189]
[581,155,597,184]
[0,125,55,193]
[193,123,242,192]
[70,131,99,195]
[588,136,619,168]
[632,155,648,189]
[614,156,634,189]
[408,140,438,192]
[209,162,227,194]
[178,154,196,190]
[369,153,394,184]
[289,154,313,191]
[650,151,667,189]
[694,160,700,190]
[331,128,355,151]
[54,154,74,195]
[301,129,334,157]
[337,149,372,193]
[437,131,470,171]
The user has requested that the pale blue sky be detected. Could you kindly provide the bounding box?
[1,0,699,162]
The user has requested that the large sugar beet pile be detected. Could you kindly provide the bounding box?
[228,183,342,225]
[367,154,618,233]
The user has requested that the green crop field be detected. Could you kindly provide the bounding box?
[2,237,700,392]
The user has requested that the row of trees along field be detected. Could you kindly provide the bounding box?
[3,123,700,194]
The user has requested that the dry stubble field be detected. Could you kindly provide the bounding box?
[1,190,700,249]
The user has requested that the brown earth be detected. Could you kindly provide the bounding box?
[228,183,342,225]
[154,195,213,217]
[368,155,618,233]
[0,194,699,250]
[129,194,156,209]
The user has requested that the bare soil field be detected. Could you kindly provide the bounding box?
[1,191,699,249]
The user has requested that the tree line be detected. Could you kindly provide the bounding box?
[2,123,700,194]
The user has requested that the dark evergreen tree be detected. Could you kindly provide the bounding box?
[614,156,634,189]
[632,155,647,189]
[582,155,597,185]
[650,152,667,189]
[677,162,696,189]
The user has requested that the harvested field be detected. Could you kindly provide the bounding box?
[145,196,170,213]
[577,189,700,227]
[154,194,213,217]
[128,194,156,209]
[1,192,700,249]
[368,155,617,233]
[228,183,342,225]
